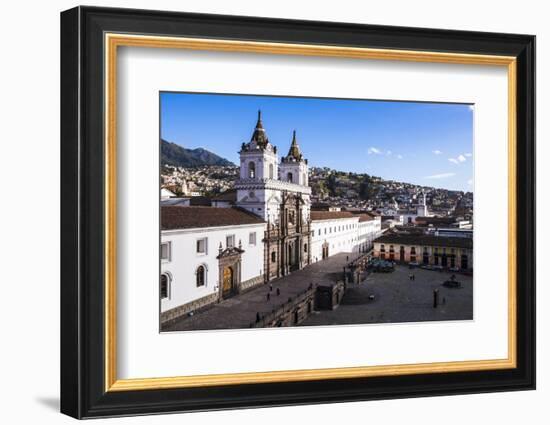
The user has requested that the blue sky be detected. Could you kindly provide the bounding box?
[160,92,474,192]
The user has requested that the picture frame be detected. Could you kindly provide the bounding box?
[60,5,535,419]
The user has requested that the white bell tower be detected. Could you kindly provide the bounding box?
[279,130,311,223]
[235,111,281,222]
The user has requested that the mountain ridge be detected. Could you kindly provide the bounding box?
[161,139,235,168]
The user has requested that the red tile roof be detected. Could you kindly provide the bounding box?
[374,233,472,249]
[310,211,357,221]
[358,214,374,222]
[161,206,265,230]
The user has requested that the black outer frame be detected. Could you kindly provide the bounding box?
[60,6,536,419]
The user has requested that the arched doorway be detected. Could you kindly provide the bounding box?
[423,252,429,264]
[322,242,329,260]
[222,266,234,297]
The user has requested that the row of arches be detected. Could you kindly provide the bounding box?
[248,161,275,179]
[247,161,307,184]
[379,244,469,269]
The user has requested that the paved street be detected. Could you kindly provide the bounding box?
[301,264,473,326]
[162,252,360,332]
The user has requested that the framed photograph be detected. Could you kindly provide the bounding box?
[60,6,535,419]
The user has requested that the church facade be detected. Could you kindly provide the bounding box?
[235,113,312,281]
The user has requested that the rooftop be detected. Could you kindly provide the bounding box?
[161,206,265,230]
[374,232,473,249]
[310,211,357,221]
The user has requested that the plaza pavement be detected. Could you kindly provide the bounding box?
[162,253,473,332]
[162,252,361,332]
[301,264,473,326]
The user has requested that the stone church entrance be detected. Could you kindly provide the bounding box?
[217,245,244,301]
[222,266,234,298]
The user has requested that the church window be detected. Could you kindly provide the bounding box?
[269,163,274,179]
[160,242,171,261]
[249,232,256,246]
[271,251,276,263]
[304,244,308,253]
[248,161,256,178]
[226,234,235,248]
[160,274,170,299]
[196,238,207,254]
[287,172,293,182]
[289,211,295,224]
[196,266,206,287]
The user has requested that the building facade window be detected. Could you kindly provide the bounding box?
[249,232,256,246]
[160,242,171,261]
[248,161,255,178]
[160,273,170,299]
[271,251,276,263]
[226,234,235,248]
[287,172,293,182]
[304,243,308,253]
[423,250,429,265]
[196,265,206,287]
[196,238,207,254]
[269,163,274,179]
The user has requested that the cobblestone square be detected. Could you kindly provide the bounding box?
[301,264,473,327]
[162,252,472,332]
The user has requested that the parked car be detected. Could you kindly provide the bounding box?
[408,262,420,269]
[420,264,444,272]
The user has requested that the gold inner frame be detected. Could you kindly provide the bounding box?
[104,33,517,392]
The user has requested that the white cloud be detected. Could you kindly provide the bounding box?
[432,150,442,155]
[397,154,403,159]
[386,150,392,155]
[467,179,473,186]
[425,172,456,180]
[368,147,382,155]
[448,154,468,164]
[464,153,472,157]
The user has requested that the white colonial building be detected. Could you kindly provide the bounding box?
[160,206,266,324]
[309,211,381,262]
[160,111,382,326]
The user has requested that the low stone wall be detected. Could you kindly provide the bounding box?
[238,274,264,293]
[161,292,219,327]
[250,286,316,328]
